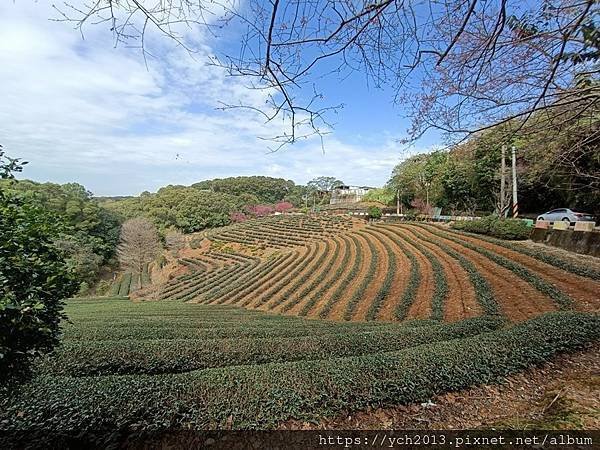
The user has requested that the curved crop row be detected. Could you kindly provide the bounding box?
[281,239,340,313]
[202,254,286,305]
[220,251,305,306]
[418,225,573,310]
[343,233,378,321]
[193,261,260,303]
[315,235,356,318]
[239,245,319,308]
[447,227,600,280]
[164,263,249,302]
[39,316,504,376]
[319,234,364,318]
[6,312,598,431]
[216,251,299,306]
[180,262,257,303]
[361,229,396,321]
[373,227,422,321]
[208,214,354,249]
[380,226,448,321]
[404,226,499,316]
[297,237,347,316]
[268,241,332,311]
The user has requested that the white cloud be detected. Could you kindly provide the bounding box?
[0,1,426,195]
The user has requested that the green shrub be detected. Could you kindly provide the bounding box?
[368,206,382,219]
[94,280,111,296]
[77,282,90,297]
[3,311,598,431]
[38,316,503,376]
[452,216,530,240]
[0,190,78,385]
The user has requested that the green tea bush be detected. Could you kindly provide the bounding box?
[38,316,503,376]
[382,226,447,321]
[318,236,357,318]
[422,225,573,310]
[452,216,531,240]
[3,311,597,430]
[407,225,499,316]
[448,228,600,280]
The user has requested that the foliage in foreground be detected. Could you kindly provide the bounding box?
[0,190,78,385]
[38,315,502,376]
[1,307,598,430]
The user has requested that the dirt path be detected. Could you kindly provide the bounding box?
[425,224,600,312]
[310,235,357,319]
[281,345,600,430]
[407,225,557,322]
[396,226,481,322]
[328,233,369,321]
[352,230,389,321]
[365,228,412,322]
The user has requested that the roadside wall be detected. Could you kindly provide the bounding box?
[530,228,600,257]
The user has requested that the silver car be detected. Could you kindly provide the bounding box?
[536,208,595,224]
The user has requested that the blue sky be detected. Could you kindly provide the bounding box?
[0,1,440,196]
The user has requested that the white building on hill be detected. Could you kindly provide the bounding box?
[330,185,374,204]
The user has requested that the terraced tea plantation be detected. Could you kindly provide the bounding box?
[4,215,599,434]
[159,217,600,324]
[205,214,356,248]
[2,298,598,431]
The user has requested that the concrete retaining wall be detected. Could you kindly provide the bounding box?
[530,228,600,257]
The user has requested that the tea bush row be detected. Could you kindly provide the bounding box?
[4,312,598,430]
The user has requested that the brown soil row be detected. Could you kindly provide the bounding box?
[310,235,358,319]
[288,236,345,317]
[407,225,557,322]
[203,255,285,305]
[387,227,435,321]
[226,247,307,306]
[352,231,390,321]
[364,228,412,322]
[277,238,342,315]
[389,225,481,322]
[424,224,600,312]
[260,241,327,311]
[328,233,369,321]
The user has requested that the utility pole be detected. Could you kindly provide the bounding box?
[511,145,518,218]
[396,188,400,215]
[500,145,506,217]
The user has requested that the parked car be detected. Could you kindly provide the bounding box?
[536,208,595,224]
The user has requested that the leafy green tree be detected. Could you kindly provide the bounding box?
[0,152,78,384]
[0,145,27,179]
[362,188,395,205]
[192,176,295,204]
[0,180,121,283]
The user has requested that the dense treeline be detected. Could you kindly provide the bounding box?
[192,176,295,204]
[387,105,600,216]
[100,176,329,233]
[0,180,121,285]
